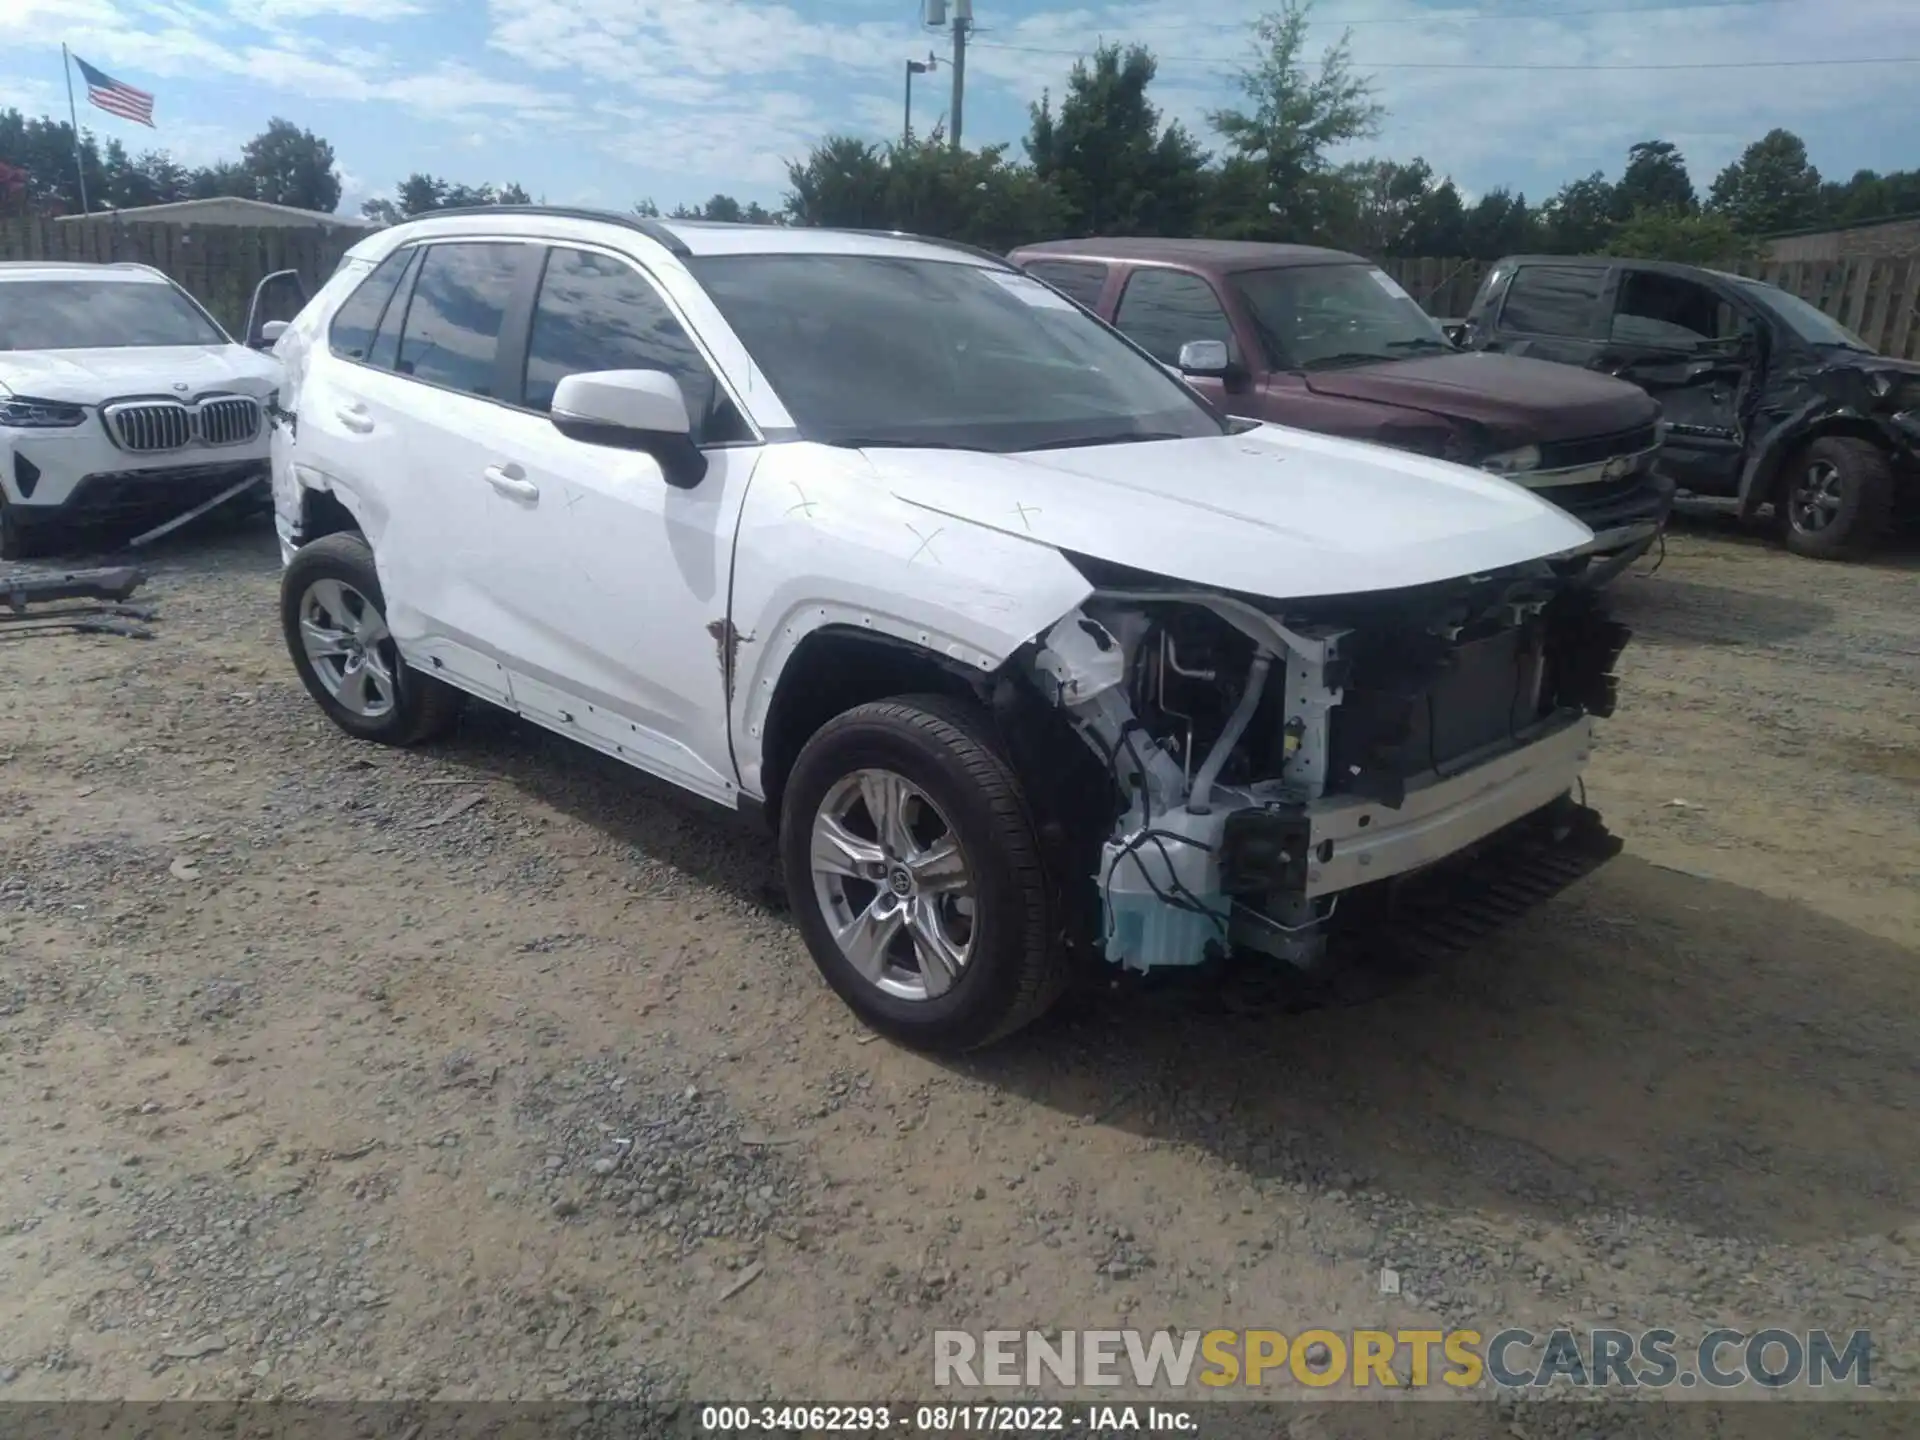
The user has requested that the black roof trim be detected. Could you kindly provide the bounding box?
[840,229,1015,269]
[396,205,691,257]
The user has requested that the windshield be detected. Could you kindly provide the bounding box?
[0,279,228,351]
[1734,279,1872,351]
[1235,263,1450,370]
[687,254,1225,452]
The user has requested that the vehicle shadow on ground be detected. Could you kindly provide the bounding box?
[1604,571,1835,647]
[432,695,1920,1247]
[955,854,1920,1246]
[138,525,1913,1247]
[1664,502,1920,572]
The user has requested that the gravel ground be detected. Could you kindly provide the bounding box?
[1,512,1917,1426]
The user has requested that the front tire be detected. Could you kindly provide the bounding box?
[778,695,1066,1051]
[1781,436,1896,560]
[280,532,462,745]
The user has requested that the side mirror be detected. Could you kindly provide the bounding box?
[1440,321,1468,348]
[550,369,708,489]
[1177,339,1231,377]
[245,268,309,350]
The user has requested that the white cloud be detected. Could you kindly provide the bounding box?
[958,0,1920,198]
[7,0,1916,218]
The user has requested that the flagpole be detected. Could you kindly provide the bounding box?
[62,43,90,213]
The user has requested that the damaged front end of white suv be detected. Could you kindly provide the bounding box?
[1014,559,1627,977]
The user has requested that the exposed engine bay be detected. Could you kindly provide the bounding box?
[1022,560,1631,973]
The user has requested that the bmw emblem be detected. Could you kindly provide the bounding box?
[171,382,188,392]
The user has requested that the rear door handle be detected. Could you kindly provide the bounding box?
[483,463,539,503]
[335,404,374,434]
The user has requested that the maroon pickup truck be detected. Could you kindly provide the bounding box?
[1009,237,1674,582]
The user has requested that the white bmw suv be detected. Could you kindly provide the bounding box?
[270,206,1632,1050]
[0,261,280,558]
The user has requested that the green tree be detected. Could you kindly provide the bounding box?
[784,132,1067,252]
[1343,157,1464,255]
[1603,207,1754,264]
[1708,128,1822,234]
[1614,140,1694,218]
[1025,43,1208,237]
[1405,176,1466,255]
[361,174,533,223]
[241,118,341,212]
[189,161,257,201]
[1538,171,1616,253]
[1459,187,1534,259]
[784,136,894,230]
[0,108,105,212]
[1205,1,1384,242]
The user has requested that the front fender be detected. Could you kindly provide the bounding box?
[1736,398,1830,519]
[725,446,1093,799]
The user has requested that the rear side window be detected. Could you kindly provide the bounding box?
[397,243,527,398]
[327,248,412,362]
[1021,260,1109,310]
[1113,269,1235,365]
[1498,265,1607,338]
[366,248,423,371]
[522,247,746,441]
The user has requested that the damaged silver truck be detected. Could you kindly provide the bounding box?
[270,208,1630,1050]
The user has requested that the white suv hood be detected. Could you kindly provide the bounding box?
[865,423,1594,600]
[0,345,280,404]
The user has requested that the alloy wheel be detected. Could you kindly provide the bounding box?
[1789,459,1844,535]
[298,577,397,718]
[809,767,976,1002]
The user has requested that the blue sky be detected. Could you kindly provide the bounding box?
[3,0,1917,218]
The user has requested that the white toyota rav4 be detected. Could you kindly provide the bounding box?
[270,207,1631,1049]
[0,261,280,558]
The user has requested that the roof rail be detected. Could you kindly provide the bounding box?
[842,229,1014,269]
[396,204,691,257]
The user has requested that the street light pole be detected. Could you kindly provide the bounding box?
[949,0,971,149]
[904,56,933,145]
[925,0,971,150]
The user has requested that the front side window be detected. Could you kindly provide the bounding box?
[1021,260,1109,310]
[0,279,226,351]
[1611,271,1741,350]
[689,254,1226,453]
[328,247,412,362]
[1499,265,1607,338]
[1735,280,1871,352]
[396,243,527,399]
[1234,264,1449,370]
[1112,269,1235,365]
[523,247,746,440]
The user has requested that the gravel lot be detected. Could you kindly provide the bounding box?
[1,513,1917,1427]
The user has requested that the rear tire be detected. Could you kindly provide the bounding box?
[778,694,1066,1051]
[281,532,463,746]
[1781,436,1896,560]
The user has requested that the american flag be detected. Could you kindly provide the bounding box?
[73,56,155,127]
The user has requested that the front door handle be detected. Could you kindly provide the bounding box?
[483,463,539,503]
[335,404,374,434]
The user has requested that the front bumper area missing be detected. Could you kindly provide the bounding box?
[1098,715,1597,974]
[1300,712,1592,898]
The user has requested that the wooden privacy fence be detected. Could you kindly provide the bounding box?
[1377,253,1920,361]
[0,217,356,335]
